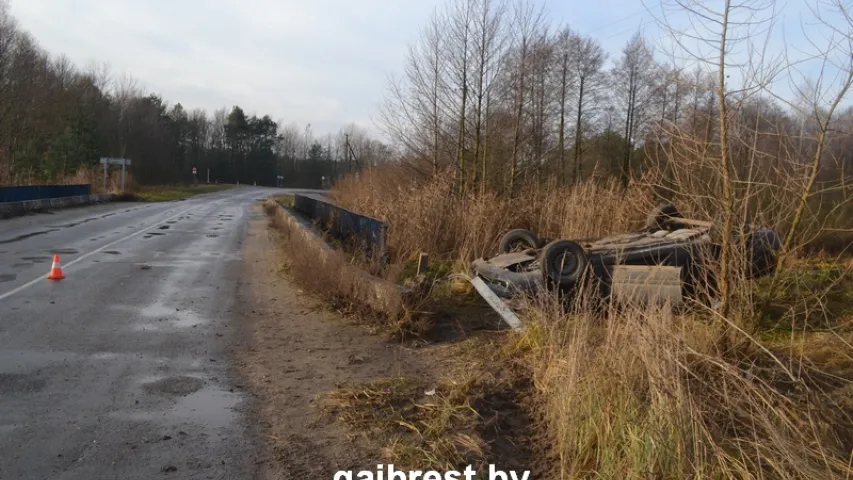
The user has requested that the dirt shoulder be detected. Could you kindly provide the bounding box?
[234,212,435,479]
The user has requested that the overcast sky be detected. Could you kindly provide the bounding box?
[8,0,844,138]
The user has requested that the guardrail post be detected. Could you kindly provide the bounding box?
[417,253,429,275]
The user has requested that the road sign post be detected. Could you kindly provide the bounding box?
[99,158,132,191]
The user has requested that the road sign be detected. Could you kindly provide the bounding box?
[99,158,132,191]
[192,167,197,175]
[100,157,131,166]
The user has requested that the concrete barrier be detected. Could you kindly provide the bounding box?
[266,199,406,318]
[0,194,115,219]
[293,193,388,264]
[0,184,91,202]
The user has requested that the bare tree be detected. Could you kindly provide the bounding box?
[506,1,546,194]
[611,32,657,188]
[447,0,475,193]
[0,0,18,180]
[554,27,575,184]
[527,30,554,184]
[470,0,508,192]
[378,9,454,177]
[768,0,853,292]
[569,32,606,183]
[645,0,853,320]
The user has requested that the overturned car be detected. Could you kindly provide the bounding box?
[470,204,782,307]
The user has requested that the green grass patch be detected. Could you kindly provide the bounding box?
[757,261,853,332]
[132,184,235,202]
[272,194,294,208]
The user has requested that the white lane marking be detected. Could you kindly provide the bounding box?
[0,205,203,302]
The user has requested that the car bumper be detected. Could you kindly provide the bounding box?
[470,258,542,298]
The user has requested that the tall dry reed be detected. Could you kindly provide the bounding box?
[332,165,853,478]
[332,166,653,266]
[524,296,853,479]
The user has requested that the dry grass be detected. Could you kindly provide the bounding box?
[328,166,853,478]
[332,166,653,266]
[520,293,853,479]
[321,336,536,474]
[273,194,293,209]
[1,165,239,204]
[131,184,233,202]
[323,375,484,471]
[263,199,424,337]
[2,166,137,193]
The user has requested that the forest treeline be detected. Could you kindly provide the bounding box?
[2,0,851,192]
[0,1,390,188]
[381,0,853,195]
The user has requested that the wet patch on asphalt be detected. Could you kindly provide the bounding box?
[206,235,219,238]
[21,256,50,264]
[118,385,241,430]
[103,251,121,255]
[49,212,116,228]
[0,274,17,283]
[0,229,59,245]
[143,376,205,396]
[158,225,170,230]
[0,373,47,394]
[46,248,78,255]
[128,304,210,331]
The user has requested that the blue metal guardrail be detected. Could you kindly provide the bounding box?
[0,184,91,203]
[293,193,388,264]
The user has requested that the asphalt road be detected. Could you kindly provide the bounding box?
[0,187,300,479]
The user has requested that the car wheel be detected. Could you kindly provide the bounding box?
[646,203,682,231]
[708,214,754,249]
[540,240,589,289]
[499,229,542,253]
[746,228,782,278]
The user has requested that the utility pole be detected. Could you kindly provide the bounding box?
[345,134,351,173]
[344,133,359,172]
[349,139,359,171]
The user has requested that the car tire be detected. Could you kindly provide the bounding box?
[499,229,542,253]
[540,240,589,289]
[646,203,682,231]
[746,228,782,278]
[708,213,752,246]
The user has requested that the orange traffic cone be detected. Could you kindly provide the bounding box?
[47,254,65,280]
